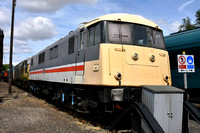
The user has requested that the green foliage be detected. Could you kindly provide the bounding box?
[195,9,200,27]
[2,64,9,71]
[179,17,195,31]
[179,9,200,32]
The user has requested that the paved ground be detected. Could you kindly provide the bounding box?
[0,81,200,133]
[0,82,107,133]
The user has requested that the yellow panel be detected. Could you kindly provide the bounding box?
[84,44,171,87]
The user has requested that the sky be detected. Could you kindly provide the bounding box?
[0,0,200,65]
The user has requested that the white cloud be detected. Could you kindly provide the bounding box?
[18,0,98,13]
[168,21,181,32]
[3,40,32,54]
[155,19,181,33]
[0,7,10,26]
[178,0,194,11]
[14,17,57,41]
[14,40,32,54]
[3,44,10,54]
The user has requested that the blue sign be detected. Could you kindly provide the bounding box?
[187,65,194,69]
[187,56,194,64]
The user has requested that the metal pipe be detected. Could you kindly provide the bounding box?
[0,29,4,81]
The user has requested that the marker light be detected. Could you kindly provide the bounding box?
[150,55,155,62]
[132,53,139,61]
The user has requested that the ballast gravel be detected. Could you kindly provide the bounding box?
[1,82,200,133]
[0,82,107,133]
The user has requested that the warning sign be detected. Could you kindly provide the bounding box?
[177,55,195,73]
[178,56,186,64]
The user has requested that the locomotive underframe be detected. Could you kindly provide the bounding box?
[27,80,142,113]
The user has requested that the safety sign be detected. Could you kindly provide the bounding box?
[177,55,195,73]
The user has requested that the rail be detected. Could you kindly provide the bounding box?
[108,102,164,133]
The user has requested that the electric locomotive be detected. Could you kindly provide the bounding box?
[25,13,171,113]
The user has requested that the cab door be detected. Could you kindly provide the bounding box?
[75,29,85,76]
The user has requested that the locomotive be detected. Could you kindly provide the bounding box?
[26,13,171,112]
[14,13,179,132]
[14,58,30,88]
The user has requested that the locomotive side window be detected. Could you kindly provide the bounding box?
[88,22,102,47]
[50,45,58,60]
[50,48,53,60]
[68,36,75,54]
[38,52,45,64]
[25,62,28,73]
[54,45,58,58]
[21,64,23,74]
[31,58,33,66]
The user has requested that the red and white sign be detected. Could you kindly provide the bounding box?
[178,55,186,72]
[177,54,195,73]
[178,55,186,64]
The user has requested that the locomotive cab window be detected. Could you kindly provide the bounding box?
[105,21,165,49]
[88,22,102,47]
[107,22,132,44]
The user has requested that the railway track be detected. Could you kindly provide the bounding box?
[1,82,200,132]
[31,92,130,131]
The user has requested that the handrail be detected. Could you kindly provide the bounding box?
[108,102,164,133]
[184,100,200,123]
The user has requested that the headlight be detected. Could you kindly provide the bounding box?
[163,74,169,82]
[114,72,122,81]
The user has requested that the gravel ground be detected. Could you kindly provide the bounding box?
[0,82,107,133]
[0,81,200,133]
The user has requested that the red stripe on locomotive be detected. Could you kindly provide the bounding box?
[30,65,84,74]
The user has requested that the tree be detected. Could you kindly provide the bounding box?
[179,17,195,31]
[178,9,200,32]
[2,64,9,71]
[195,9,200,27]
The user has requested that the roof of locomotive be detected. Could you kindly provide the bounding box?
[80,13,161,30]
